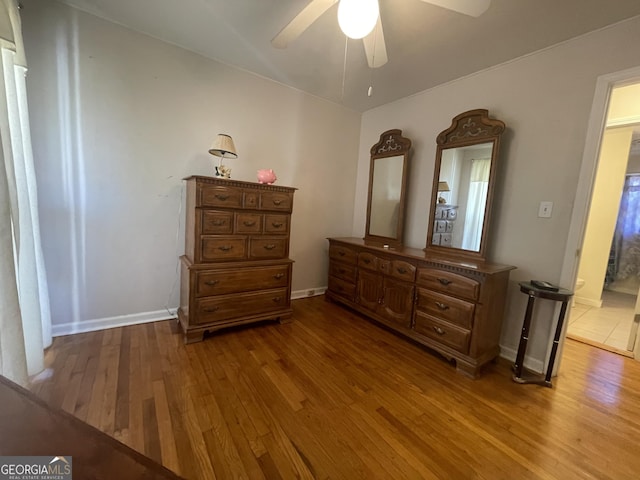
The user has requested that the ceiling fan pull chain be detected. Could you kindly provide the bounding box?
[341,36,348,103]
[368,20,378,97]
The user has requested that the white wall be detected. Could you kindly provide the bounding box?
[358,16,640,368]
[22,0,361,334]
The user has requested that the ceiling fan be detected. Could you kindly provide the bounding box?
[272,0,491,68]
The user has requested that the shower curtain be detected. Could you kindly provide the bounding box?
[608,174,640,285]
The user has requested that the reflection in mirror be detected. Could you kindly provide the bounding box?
[425,109,505,262]
[438,142,493,251]
[369,155,404,238]
[365,129,412,246]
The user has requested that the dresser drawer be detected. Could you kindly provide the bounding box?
[249,237,288,259]
[415,288,475,329]
[199,185,243,208]
[358,252,379,271]
[236,213,262,233]
[389,260,416,282]
[416,267,480,301]
[413,311,471,354]
[264,214,289,234]
[329,244,358,265]
[200,236,246,262]
[194,288,289,324]
[328,275,356,301]
[195,264,290,297]
[261,191,293,212]
[243,189,259,209]
[200,210,233,234]
[329,261,356,283]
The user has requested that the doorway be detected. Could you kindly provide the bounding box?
[559,70,640,363]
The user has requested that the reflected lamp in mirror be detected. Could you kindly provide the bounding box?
[437,181,450,204]
[365,129,412,247]
[208,134,237,179]
[425,109,506,262]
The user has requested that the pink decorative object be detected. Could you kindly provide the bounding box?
[257,169,277,184]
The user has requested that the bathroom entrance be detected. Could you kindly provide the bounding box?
[566,82,640,356]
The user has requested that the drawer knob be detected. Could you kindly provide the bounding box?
[212,219,225,226]
[218,245,233,251]
[272,199,283,206]
[243,220,257,226]
[438,278,452,286]
[435,302,449,311]
[397,267,407,274]
[363,258,371,264]
[204,306,219,313]
[273,273,285,279]
[272,296,282,303]
[433,326,446,335]
[338,251,345,256]
[215,194,229,201]
[263,244,276,250]
[271,222,283,228]
[204,280,219,286]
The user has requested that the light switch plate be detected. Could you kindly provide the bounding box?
[538,201,553,218]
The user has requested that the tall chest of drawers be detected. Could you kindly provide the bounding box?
[178,176,296,343]
[326,237,515,377]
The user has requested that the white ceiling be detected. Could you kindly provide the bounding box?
[53,0,640,112]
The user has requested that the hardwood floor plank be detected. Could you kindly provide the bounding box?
[153,379,181,474]
[29,297,640,480]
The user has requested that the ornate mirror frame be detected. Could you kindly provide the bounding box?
[364,129,412,247]
[424,109,505,262]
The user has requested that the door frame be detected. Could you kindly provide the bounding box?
[554,65,640,372]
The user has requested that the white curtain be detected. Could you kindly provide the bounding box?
[461,158,491,251]
[0,0,51,386]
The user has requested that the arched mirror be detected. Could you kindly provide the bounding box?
[365,129,411,247]
[425,109,505,262]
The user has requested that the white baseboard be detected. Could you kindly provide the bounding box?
[52,287,329,337]
[574,295,602,308]
[52,308,178,337]
[499,345,545,374]
[291,287,327,300]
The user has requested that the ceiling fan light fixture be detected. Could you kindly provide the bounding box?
[337,0,379,39]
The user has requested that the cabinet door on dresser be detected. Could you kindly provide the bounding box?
[379,277,414,327]
[356,269,382,312]
[355,253,415,327]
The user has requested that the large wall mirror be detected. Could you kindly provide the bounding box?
[425,109,505,262]
[365,129,412,246]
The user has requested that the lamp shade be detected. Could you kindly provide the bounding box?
[438,181,450,192]
[208,134,238,159]
[337,0,379,39]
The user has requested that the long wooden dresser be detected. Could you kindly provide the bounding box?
[178,176,296,343]
[326,237,515,377]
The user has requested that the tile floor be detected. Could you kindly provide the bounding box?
[567,289,637,352]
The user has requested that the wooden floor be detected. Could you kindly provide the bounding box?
[30,296,640,479]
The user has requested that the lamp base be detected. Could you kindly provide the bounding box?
[214,164,231,179]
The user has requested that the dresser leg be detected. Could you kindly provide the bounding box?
[455,361,480,379]
[278,314,293,324]
[183,330,205,344]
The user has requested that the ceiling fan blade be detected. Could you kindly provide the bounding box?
[362,16,387,68]
[419,0,491,17]
[272,0,339,49]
